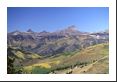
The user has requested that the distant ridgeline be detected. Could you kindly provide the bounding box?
[7,25,109,56]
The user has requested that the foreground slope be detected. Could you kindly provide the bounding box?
[23,43,109,74]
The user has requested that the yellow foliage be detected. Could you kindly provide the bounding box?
[24,60,60,72]
[16,51,25,59]
[29,54,41,59]
[24,66,32,71]
[50,60,60,65]
[35,63,51,68]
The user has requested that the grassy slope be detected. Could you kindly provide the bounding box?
[61,43,109,65]
[72,55,109,74]
[11,49,41,60]
[23,43,109,74]
[83,55,109,74]
[51,43,109,74]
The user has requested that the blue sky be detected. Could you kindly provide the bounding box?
[7,7,109,32]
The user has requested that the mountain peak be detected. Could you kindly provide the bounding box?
[27,29,34,33]
[65,25,78,33]
[67,25,77,30]
[11,30,20,35]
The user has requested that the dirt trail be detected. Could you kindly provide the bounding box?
[72,55,108,74]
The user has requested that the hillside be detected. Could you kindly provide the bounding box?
[22,43,109,74]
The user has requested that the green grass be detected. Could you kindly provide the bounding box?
[62,52,72,56]
[62,50,79,56]
[31,66,51,74]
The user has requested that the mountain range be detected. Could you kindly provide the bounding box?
[7,25,109,74]
[7,25,109,56]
